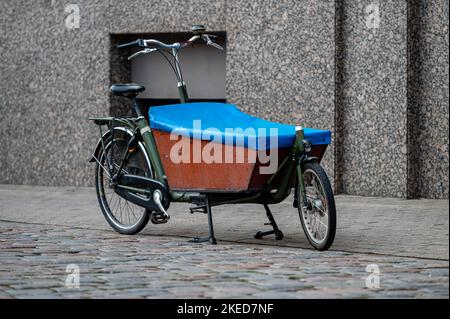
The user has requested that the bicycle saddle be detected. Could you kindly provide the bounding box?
[110,83,145,98]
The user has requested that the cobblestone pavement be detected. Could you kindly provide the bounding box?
[0,221,448,299]
[0,185,448,298]
[0,185,448,260]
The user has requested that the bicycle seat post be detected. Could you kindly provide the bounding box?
[132,98,144,118]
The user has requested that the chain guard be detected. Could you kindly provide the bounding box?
[113,174,170,211]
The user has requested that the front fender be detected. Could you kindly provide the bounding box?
[293,155,319,208]
[300,155,319,165]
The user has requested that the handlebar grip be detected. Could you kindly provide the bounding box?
[117,40,137,49]
[117,39,145,49]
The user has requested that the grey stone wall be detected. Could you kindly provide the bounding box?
[408,0,449,199]
[0,0,448,199]
[335,0,409,198]
[0,0,109,187]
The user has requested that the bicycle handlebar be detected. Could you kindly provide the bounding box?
[117,34,222,51]
[116,25,222,88]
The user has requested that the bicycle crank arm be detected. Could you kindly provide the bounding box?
[153,190,170,219]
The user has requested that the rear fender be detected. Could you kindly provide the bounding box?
[89,126,138,163]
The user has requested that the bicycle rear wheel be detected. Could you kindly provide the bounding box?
[95,128,152,235]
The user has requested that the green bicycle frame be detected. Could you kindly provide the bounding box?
[90,40,310,207]
[90,107,310,207]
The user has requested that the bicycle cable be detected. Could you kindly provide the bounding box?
[156,49,182,83]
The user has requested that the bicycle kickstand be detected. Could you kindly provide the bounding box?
[189,196,217,245]
[254,204,284,240]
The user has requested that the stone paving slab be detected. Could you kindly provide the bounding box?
[0,221,448,299]
[0,185,448,260]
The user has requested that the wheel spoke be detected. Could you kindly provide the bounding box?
[311,214,327,229]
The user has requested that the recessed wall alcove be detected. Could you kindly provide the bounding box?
[109,32,226,117]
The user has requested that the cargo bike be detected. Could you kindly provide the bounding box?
[89,25,336,250]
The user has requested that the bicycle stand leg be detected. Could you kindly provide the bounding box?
[190,196,217,245]
[254,204,284,240]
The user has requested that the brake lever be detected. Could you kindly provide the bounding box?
[209,41,223,50]
[202,34,223,50]
[128,48,157,60]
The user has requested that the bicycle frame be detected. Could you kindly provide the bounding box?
[90,104,311,210]
[89,33,314,209]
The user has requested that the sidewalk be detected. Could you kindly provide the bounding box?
[0,184,448,298]
[0,184,448,260]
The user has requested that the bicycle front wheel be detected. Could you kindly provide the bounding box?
[297,161,336,251]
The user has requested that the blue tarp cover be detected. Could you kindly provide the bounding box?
[149,102,331,150]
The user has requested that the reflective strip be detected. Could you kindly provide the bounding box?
[140,126,151,135]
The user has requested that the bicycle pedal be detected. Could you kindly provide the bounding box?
[150,212,169,224]
[189,206,206,214]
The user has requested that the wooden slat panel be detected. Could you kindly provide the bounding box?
[152,129,256,191]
